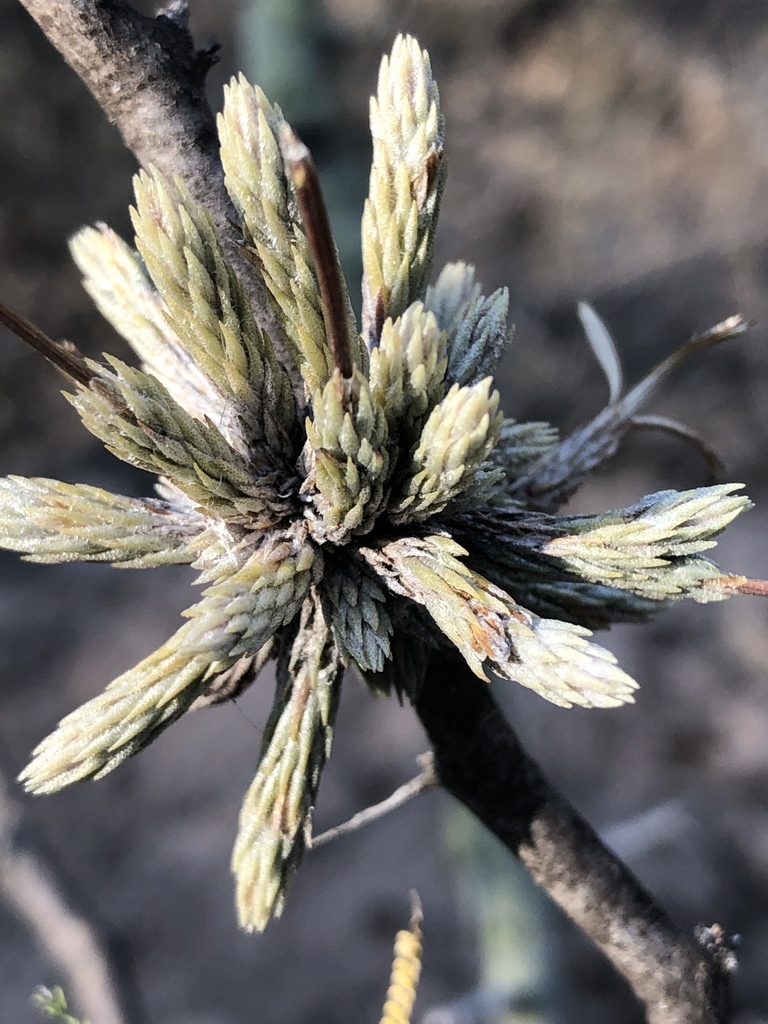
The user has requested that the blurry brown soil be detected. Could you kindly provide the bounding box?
[2,1,768,1022]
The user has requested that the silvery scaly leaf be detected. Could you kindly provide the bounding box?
[362,35,446,345]
[356,627,433,699]
[448,509,668,627]
[0,476,204,567]
[543,485,751,600]
[70,224,226,432]
[448,487,751,608]
[425,262,511,387]
[218,76,360,398]
[232,591,342,931]
[322,555,393,673]
[360,535,637,708]
[423,262,481,332]
[302,368,389,542]
[71,357,292,525]
[368,301,447,457]
[20,526,319,793]
[492,419,560,486]
[130,168,297,462]
[390,379,502,523]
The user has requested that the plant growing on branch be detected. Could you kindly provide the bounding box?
[2,7,764,1020]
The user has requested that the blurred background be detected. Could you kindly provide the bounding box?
[2,1,768,1021]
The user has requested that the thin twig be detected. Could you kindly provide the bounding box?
[413,653,735,1024]
[281,125,355,380]
[0,300,96,386]
[726,577,768,597]
[0,765,142,1024]
[628,414,725,478]
[312,755,437,849]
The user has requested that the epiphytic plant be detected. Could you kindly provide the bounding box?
[0,34,762,942]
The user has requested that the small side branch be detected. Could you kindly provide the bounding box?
[0,300,96,386]
[413,653,735,1024]
[312,755,437,849]
[0,766,141,1024]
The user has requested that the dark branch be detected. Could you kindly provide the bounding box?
[19,0,218,215]
[17,0,289,368]
[413,653,735,1024]
[0,299,96,386]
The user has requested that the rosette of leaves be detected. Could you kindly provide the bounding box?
[0,35,759,932]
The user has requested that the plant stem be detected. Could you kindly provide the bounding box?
[413,652,734,1024]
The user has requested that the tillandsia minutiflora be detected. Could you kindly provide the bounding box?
[0,34,764,932]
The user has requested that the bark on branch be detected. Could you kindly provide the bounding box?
[413,652,735,1024]
[17,0,283,348]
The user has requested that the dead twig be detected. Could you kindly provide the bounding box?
[312,755,437,849]
[0,764,142,1024]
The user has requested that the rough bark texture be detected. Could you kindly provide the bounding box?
[18,0,286,360]
[414,653,734,1023]
[19,0,221,211]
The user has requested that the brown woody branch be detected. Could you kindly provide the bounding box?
[0,300,97,386]
[413,652,735,1024]
[17,0,288,367]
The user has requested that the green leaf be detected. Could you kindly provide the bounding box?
[31,986,88,1024]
